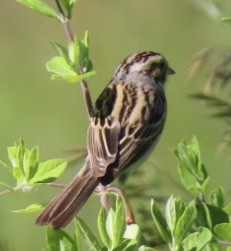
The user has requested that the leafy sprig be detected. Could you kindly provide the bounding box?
[151,136,231,250]
[45,197,143,251]
[6,1,231,251]
[16,0,96,117]
[187,1,231,152]
[0,140,67,212]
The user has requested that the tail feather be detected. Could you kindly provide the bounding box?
[36,166,99,229]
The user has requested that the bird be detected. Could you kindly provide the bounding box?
[36,51,175,229]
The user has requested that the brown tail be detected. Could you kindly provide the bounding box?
[36,163,99,229]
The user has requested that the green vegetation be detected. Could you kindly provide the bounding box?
[1,0,231,250]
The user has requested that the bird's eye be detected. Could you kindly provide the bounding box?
[159,62,165,69]
[151,62,158,68]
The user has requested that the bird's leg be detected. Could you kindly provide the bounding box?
[95,184,135,224]
[100,185,111,211]
[105,186,136,224]
[95,184,110,211]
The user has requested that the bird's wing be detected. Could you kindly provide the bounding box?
[116,87,166,174]
[87,118,120,177]
[87,83,166,179]
[87,85,120,177]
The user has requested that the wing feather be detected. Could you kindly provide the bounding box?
[87,81,166,181]
[87,118,120,177]
[115,87,166,174]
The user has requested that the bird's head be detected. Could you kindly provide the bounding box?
[114,51,175,83]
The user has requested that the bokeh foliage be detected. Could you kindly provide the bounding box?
[1,0,231,250]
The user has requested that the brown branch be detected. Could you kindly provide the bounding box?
[0,189,11,197]
[80,78,95,117]
[54,0,94,118]
[48,183,66,188]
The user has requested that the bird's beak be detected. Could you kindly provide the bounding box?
[167,66,175,75]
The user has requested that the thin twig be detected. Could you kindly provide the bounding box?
[48,183,66,188]
[217,239,231,246]
[0,183,66,197]
[54,0,94,118]
[81,77,94,118]
[99,185,110,211]
[55,0,65,16]
[67,152,87,165]
[55,0,73,43]
[63,147,87,153]
[0,189,11,197]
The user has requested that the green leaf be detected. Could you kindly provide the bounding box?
[85,59,94,72]
[10,141,39,183]
[207,204,229,227]
[75,219,83,251]
[224,202,231,214]
[24,146,40,181]
[59,0,70,13]
[68,0,78,6]
[138,246,160,251]
[112,198,126,248]
[83,31,89,51]
[165,195,184,235]
[177,162,200,193]
[214,223,231,241]
[78,30,94,72]
[150,199,171,244]
[175,200,197,246]
[221,17,231,23]
[106,208,115,243]
[98,208,111,248]
[48,31,95,83]
[182,227,212,251]
[29,159,67,184]
[59,0,77,15]
[124,224,139,240]
[52,70,96,83]
[173,136,208,195]
[53,43,69,61]
[209,187,224,208]
[13,203,43,213]
[196,201,229,229]
[196,201,212,229]
[203,242,223,251]
[8,140,24,169]
[46,56,78,79]
[113,239,138,251]
[46,228,75,251]
[80,30,89,61]
[12,167,25,185]
[16,0,57,18]
[75,71,96,81]
[76,217,101,251]
[46,56,96,83]
[8,140,27,185]
[68,40,80,65]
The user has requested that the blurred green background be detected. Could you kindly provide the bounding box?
[1,0,231,250]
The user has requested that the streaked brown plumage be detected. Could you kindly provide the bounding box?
[36,51,174,229]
